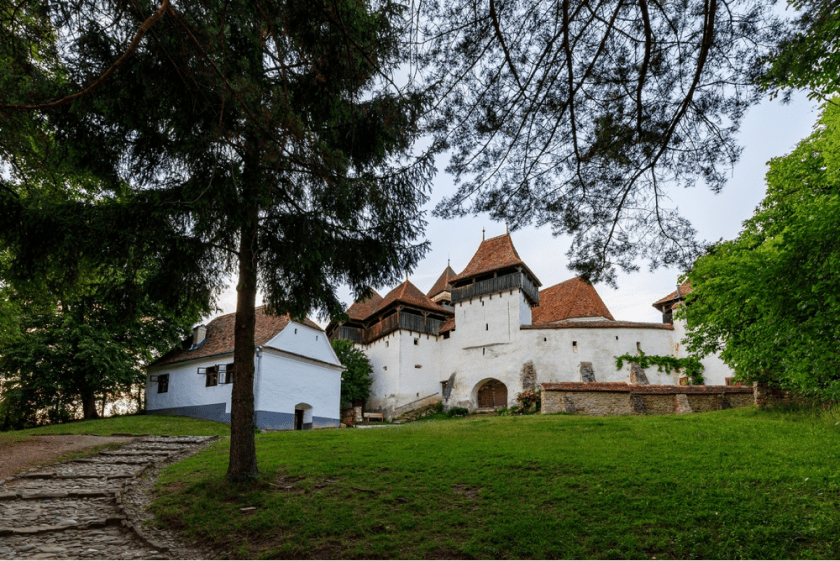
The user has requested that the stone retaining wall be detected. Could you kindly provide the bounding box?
[541,382,755,416]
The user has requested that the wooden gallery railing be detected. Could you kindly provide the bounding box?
[450,271,540,305]
[331,312,446,344]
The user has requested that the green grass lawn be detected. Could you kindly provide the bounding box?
[4,414,230,437]
[149,407,840,559]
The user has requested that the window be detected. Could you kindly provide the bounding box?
[294,328,298,334]
[615,336,619,340]
[414,338,419,345]
[316,335,319,341]
[573,341,578,352]
[205,366,218,387]
[486,323,489,331]
[636,342,641,351]
[221,363,234,384]
[386,341,389,347]
[157,374,169,394]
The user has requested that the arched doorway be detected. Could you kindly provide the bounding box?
[294,403,313,430]
[476,379,508,409]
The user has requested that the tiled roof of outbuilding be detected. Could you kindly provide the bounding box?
[531,277,614,324]
[449,233,541,286]
[427,266,457,298]
[150,307,321,368]
[345,289,383,321]
[375,279,453,316]
[652,282,693,309]
[540,382,753,394]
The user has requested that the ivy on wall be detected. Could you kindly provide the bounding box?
[615,349,705,385]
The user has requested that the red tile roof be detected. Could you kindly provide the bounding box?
[150,307,321,367]
[449,233,541,286]
[375,279,453,316]
[427,266,457,298]
[540,382,753,394]
[345,289,383,321]
[531,277,614,324]
[522,321,673,331]
[439,317,456,333]
[652,282,693,310]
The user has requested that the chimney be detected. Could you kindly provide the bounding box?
[192,325,207,348]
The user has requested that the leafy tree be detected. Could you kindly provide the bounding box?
[0,0,430,479]
[331,339,374,407]
[681,100,840,399]
[0,274,200,430]
[418,0,783,284]
[759,0,840,101]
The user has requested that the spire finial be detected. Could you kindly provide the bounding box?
[505,221,509,234]
[482,227,485,241]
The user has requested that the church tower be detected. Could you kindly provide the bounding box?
[447,232,541,349]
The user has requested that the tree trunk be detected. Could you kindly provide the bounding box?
[227,200,260,480]
[82,391,99,420]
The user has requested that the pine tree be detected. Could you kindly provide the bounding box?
[0,0,431,479]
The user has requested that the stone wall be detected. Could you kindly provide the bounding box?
[541,383,755,416]
[753,382,796,407]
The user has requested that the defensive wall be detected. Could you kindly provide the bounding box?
[541,382,755,416]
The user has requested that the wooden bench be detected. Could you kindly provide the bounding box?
[363,412,384,422]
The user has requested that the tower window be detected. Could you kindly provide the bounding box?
[414,338,419,345]
[486,323,489,331]
[572,341,578,353]
[636,342,641,351]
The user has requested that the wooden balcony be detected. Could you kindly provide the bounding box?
[331,312,447,345]
[451,271,540,306]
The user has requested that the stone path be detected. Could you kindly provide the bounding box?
[0,435,217,560]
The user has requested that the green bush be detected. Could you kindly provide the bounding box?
[434,401,444,414]
[446,407,469,418]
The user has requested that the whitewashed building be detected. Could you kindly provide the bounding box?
[146,308,344,430]
[327,232,734,418]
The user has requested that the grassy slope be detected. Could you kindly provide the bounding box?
[151,407,840,559]
[6,415,230,437]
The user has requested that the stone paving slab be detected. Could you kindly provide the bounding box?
[0,497,113,528]
[0,434,218,559]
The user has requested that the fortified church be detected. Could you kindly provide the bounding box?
[327,231,732,419]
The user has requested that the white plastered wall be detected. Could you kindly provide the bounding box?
[145,354,238,417]
[671,317,731,385]
[528,326,678,385]
[254,350,343,427]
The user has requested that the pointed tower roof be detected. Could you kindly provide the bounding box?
[345,289,383,321]
[427,265,457,298]
[375,279,452,316]
[449,233,541,286]
[531,277,614,324]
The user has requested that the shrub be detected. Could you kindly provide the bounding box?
[434,401,444,414]
[516,389,541,413]
[446,407,469,418]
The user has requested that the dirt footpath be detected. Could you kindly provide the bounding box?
[0,435,132,480]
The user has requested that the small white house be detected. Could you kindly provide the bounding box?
[145,307,344,430]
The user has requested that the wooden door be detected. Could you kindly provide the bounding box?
[294,409,304,430]
[477,380,508,408]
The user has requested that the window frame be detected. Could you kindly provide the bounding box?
[157,373,169,393]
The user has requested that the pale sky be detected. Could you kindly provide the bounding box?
[209,91,820,326]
